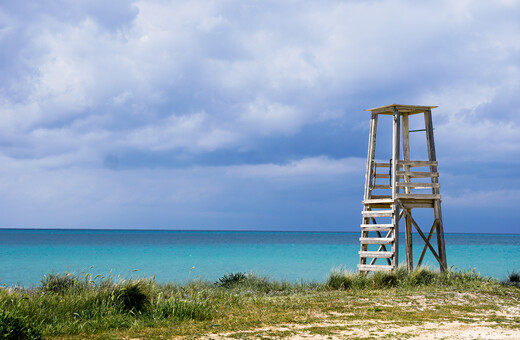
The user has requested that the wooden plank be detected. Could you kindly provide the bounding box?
[398,202,434,208]
[369,195,392,199]
[405,210,413,271]
[396,193,441,199]
[391,107,400,200]
[365,104,438,115]
[358,264,393,271]
[364,113,378,201]
[434,199,448,271]
[396,171,439,178]
[425,109,447,272]
[363,198,393,204]
[372,184,391,190]
[393,201,400,268]
[374,173,391,178]
[361,113,379,267]
[402,114,413,271]
[359,251,394,258]
[360,224,394,231]
[361,210,393,217]
[359,237,394,245]
[375,162,391,168]
[396,160,438,167]
[397,182,440,189]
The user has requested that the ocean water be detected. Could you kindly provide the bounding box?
[1,229,520,287]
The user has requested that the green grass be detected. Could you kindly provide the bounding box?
[0,268,519,339]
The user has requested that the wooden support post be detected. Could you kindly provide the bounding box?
[424,110,447,271]
[392,107,401,269]
[361,113,378,267]
[364,113,378,201]
[402,114,413,271]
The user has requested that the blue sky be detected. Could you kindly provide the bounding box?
[0,0,519,233]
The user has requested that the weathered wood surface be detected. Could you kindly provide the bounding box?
[359,251,394,258]
[396,193,441,200]
[364,113,378,201]
[359,237,394,245]
[396,171,439,178]
[361,210,393,217]
[365,104,438,115]
[360,224,394,231]
[397,182,440,188]
[358,264,393,271]
[425,109,447,271]
[397,160,438,167]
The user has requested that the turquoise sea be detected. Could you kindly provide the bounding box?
[1,229,520,287]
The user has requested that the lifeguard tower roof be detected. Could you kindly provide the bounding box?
[366,104,438,115]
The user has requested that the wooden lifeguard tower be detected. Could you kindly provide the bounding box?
[358,104,447,273]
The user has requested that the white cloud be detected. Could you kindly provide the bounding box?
[1,0,520,229]
[229,156,365,179]
[444,189,520,208]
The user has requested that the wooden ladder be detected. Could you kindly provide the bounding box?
[358,200,399,272]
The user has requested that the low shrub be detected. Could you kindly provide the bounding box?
[371,271,398,288]
[0,311,42,340]
[40,273,78,294]
[411,268,438,286]
[508,271,520,283]
[215,272,247,288]
[326,269,353,290]
[111,280,152,313]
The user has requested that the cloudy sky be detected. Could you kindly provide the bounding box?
[0,0,519,233]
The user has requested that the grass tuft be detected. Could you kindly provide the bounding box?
[508,271,520,283]
[0,310,42,340]
[39,273,79,294]
[215,272,247,288]
[112,280,153,314]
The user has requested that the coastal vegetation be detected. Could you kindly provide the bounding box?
[1,267,520,339]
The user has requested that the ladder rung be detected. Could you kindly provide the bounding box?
[361,210,393,217]
[360,224,394,231]
[359,237,394,244]
[358,264,393,272]
[359,251,394,258]
[396,160,438,167]
[374,174,391,178]
[363,198,394,205]
[372,184,391,189]
[396,193,441,200]
[396,171,439,178]
[375,162,391,168]
[396,182,440,189]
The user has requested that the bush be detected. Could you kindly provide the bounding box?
[0,311,42,340]
[508,271,520,283]
[215,272,247,288]
[112,280,152,313]
[326,270,353,290]
[371,271,398,288]
[40,273,78,294]
[411,268,437,286]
